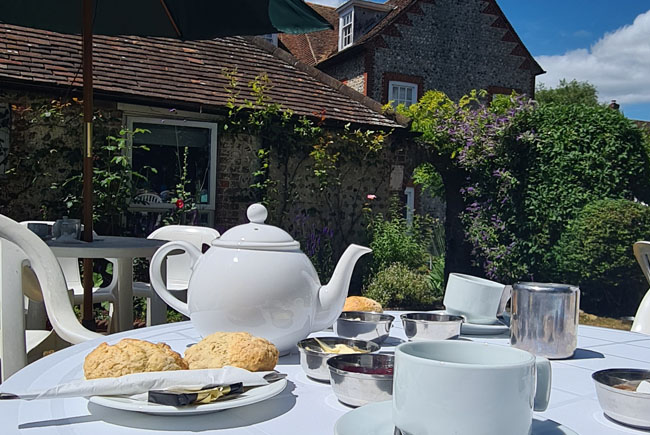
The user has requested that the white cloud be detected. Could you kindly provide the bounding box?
[536,9,650,105]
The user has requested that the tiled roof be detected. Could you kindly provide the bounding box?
[280,0,543,76]
[278,3,339,66]
[0,24,405,128]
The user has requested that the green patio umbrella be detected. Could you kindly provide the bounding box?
[0,0,331,329]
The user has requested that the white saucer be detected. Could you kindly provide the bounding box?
[461,321,509,336]
[430,310,509,336]
[335,401,578,435]
[89,378,287,416]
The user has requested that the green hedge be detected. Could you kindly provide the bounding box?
[554,199,650,316]
[363,262,440,310]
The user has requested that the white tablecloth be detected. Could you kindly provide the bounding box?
[1,313,649,434]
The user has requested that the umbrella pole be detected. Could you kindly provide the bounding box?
[81,0,95,331]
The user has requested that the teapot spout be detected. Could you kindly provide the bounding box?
[311,244,371,333]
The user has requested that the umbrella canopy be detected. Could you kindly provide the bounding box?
[0,0,331,39]
[0,0,331,329]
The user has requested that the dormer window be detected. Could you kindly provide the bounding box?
[339,10,354,50]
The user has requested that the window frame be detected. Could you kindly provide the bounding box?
[339,9,354,50]
[388,80,419,108]
[125,116,218,217]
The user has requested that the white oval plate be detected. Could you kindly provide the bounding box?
[335,401,578,435]
[88,378,287,416]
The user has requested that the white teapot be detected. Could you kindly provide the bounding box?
[149,204,371,354]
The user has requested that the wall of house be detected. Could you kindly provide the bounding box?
[0,89,123,221]
[323,0,537,104]
[0,90,409,257]
[353,7,388,41]
[214,132,261,231]
[321,55,366,95]
[369,0,536,103]
[345,74,366,95]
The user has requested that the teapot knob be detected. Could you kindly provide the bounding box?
[247,203,268,224]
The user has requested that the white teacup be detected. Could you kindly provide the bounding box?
[443,273,508,324]
[393,341,551,435]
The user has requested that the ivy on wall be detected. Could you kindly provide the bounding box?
[221,69,395,267]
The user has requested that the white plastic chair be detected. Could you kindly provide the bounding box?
[1,215,101,380]
[133,192,162,205]
[21,221,171,329]
[0,238,57,381]
[632,241,650,334]
[133,225,220,301]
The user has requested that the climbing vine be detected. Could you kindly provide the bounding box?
[221,68,393,255]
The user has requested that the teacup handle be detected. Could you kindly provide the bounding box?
[534,356,552,411]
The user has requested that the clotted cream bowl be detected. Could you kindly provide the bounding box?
[297,337,379,382]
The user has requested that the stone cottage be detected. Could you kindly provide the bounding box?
[280,0,544,106]
[0,24,408,250]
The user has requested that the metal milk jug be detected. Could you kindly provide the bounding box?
[510,282,580,359]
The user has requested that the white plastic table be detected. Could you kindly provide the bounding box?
[47,236,166,331]
[1,312,649,434]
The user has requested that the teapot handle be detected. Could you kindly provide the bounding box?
[149,241,201,317]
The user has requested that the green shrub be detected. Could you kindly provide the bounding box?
[554,199,650,316]
[427,255,445,301]
[510,104,650,281]
[363,263,440,309]
[369,204,432,274]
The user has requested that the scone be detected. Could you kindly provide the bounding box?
[184,332,278,371]
[343,296,383,313]
[84,338,188,379]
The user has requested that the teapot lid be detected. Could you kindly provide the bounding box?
[212,204,300,251]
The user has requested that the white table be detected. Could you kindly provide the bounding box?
[47,236,166,331]
[1,313,649,434]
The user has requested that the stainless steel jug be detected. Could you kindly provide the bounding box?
[510,282,580,359]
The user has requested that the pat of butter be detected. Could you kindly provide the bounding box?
[636,380,650,393]
[327,344,368,354]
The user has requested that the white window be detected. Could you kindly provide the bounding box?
[126,117,217,225]
[389,81,418,107]
[339,10,354,50]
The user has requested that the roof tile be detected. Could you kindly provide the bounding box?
[0,24,404,128]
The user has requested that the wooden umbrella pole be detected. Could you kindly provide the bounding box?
[81,0,95,330]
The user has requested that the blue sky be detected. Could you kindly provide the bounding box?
[310,0,650,120]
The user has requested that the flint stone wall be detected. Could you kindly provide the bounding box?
[0,90,405,252]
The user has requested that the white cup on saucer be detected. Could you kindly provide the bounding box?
[393,340,551,435]
[443,273,508,324]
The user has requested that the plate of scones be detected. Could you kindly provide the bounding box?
[84,332,286,415]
